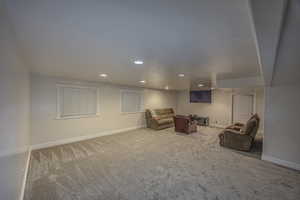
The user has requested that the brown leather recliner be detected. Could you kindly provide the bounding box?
[174,115,197,134]
[145,108,175,130]
[219,114,260,151]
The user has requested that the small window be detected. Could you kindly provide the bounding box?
[57,84,99,119]
[121,90,144,113]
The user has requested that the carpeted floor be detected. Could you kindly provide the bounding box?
[24,127,300,200]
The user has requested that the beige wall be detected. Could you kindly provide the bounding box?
[31,75,265,147]
[260,0,300,170]
[177,89,232,127]
[31,74,177,146]
[0,1,31,199]
[263,84,300,169]
[177,88,265,132]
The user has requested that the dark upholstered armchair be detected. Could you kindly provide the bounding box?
[219,114,260,151]
[174,115,197,134]
[145,108,174,130]
[225,114,257,131]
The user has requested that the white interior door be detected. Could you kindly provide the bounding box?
[232,94,254,124]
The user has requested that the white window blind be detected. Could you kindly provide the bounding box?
[121,90,143,113]
[57,85,99,119]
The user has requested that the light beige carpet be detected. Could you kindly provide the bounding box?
[24,127,300,200]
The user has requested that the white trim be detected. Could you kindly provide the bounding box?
[121,111,145,115]
[209,124,227,129]
[262,154,300,171]
[231,93,255,124]
[31,125,145,150]
[247,0,264,83]
[247,0,288,86]
[19,148,31,200]
[55,114,100,120]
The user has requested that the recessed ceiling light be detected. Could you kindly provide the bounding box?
[198,84,204,87]
[99,73,107,77]
[178,74,185,77]
[165,86,169,90]
[134,60,144,65]
[139,80,146,84]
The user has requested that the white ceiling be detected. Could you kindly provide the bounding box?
[5,0,261,90]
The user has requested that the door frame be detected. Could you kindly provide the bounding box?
[231,93,256,124]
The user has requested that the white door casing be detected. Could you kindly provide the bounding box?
[232,94,254,124]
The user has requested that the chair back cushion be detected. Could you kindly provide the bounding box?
[149,108,174,119]
[244,115,260,138]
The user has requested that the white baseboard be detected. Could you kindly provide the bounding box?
[19,147,31,200]
[262,154,300,171]
[209,124,227,129]
[31,125,145,150]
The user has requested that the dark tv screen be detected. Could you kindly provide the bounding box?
[190,90,212,103]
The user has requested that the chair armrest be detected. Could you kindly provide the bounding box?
[151,118,159,123]
[233,122,244,127]
[153,117,161,121]
[220,130,253,151]
[223,129,244,135]
[226,125,242,131]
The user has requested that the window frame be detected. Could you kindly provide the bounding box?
[56,84,100,119]
[120,89,144,114]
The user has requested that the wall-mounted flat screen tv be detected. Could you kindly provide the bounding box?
[190,90,212,103]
